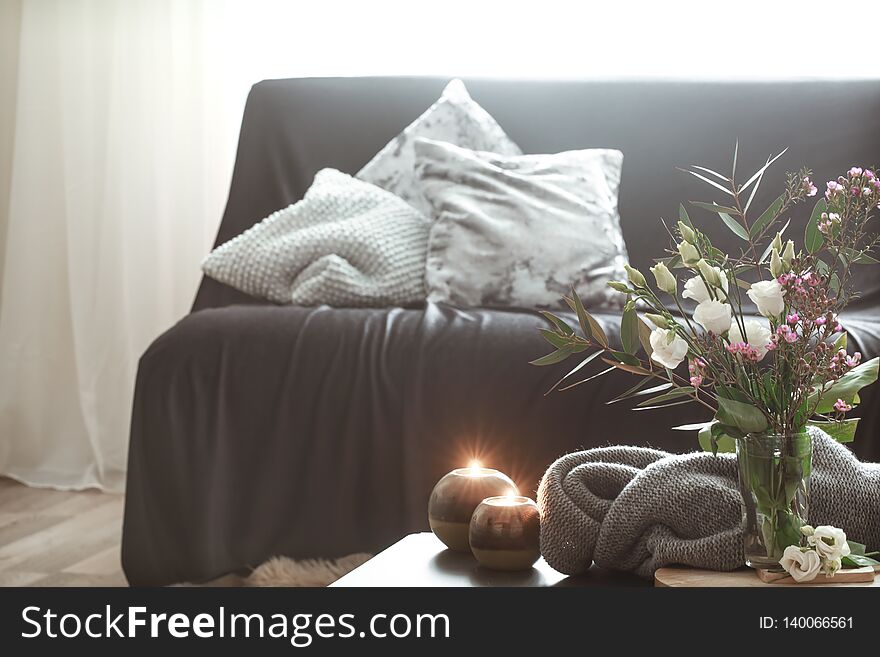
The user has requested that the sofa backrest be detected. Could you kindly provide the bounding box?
[193,77,880,312]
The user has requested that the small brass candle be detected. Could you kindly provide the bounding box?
[428,464,518,552]
[469,495,541,571]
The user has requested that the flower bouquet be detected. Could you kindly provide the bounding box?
[534,148,879,568]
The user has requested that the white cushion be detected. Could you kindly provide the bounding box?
[414,138,628,309]
[356,79,521,216]
[202,169,429,307]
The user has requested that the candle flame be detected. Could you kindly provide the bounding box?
[467,459,482,474]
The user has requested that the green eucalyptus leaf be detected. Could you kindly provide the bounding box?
[750,193,785,238]
[698,423,737,454]
[718,211,750,241]
[840,247,879,265]
[678,204,694,229]
[740,148,788,193]
[637,317,653,358]
[635,386,695,407]
[807,419,860,444]
[540,311,575,336]
[607,379,668,405]
[606,350,641,367]
[559,365,617,391]
[811,357,879,413]
[547,349,605,390]
[847,540,868,556]
[530,347,574,366]
[842,554,880,568]
[632,398,696,411]
[538,328,570,349]
[663,254,684,269]
[690,165,730,182]
[805,198,827,254]
[682,168,734,196]
[829,272,841,294]
[565,291,608,348]
[620,303,638,354]
[715,393,769,434]
[691,201,739,215]
[672,421,714,431]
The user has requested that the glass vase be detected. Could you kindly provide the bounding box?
[736,431,811,569]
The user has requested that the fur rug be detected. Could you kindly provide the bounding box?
[245,553,372,587]
[184,553,372,587]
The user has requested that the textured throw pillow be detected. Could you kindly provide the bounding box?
[356,79,522,217]
[201,169,429,307]
[414,138,628,309]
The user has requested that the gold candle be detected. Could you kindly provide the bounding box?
[468,495,541,571]
[428,463,518,553]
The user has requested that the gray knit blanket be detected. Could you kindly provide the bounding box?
[537,427,880,579]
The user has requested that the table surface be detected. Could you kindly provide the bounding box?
[331,533,648,587]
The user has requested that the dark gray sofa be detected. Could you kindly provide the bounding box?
[122,77,880,586]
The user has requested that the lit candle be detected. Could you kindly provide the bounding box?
[428,462,518,553]
[468,495,541,571]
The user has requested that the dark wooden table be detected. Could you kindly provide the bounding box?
[331,532,648,587]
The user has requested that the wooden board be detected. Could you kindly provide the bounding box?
[656,565,879,587]
[756,565,874,584]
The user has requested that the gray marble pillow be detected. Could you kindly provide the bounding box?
[201,169,429,307]
[356,79,521,217]
[414,138,628,310]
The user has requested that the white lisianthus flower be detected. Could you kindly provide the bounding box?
[747,280,786,318]
[728,319,773,361]
[770,248,784,278]
[807,525,851,561]
[649,263,677,295]
[779,545,822,583]
[677,241,701,266]
[649,328,688,369]
[693,299,732,335]
[682,269,729,303]
[821,557,843,577]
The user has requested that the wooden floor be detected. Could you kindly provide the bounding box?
[0,476,127,586]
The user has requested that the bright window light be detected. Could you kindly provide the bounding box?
[220,0,880,81]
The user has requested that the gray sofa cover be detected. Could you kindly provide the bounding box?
[123,77,880,586]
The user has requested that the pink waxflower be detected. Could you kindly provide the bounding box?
[846,352,862,368]
[826,180,844,198]
[725,342,760,361]
[786,313,799,325]
[690,375,703,387]
[776,325,798,343]
[867,169,877,180]
[833,399,853,413]
[848,167,863,177]
[765,340,777,352]
[777,273,792,285]
[814,316,827,326]
[852,186,861,197]
[803,176,817,197]
[834,323,844,332]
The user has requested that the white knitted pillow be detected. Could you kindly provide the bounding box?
[356,79,522,217]
[201,169,429,307]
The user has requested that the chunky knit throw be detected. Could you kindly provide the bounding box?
[538,427,880,579]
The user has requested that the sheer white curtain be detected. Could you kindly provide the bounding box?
[0,0,871,492]
[0,0,241,491]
